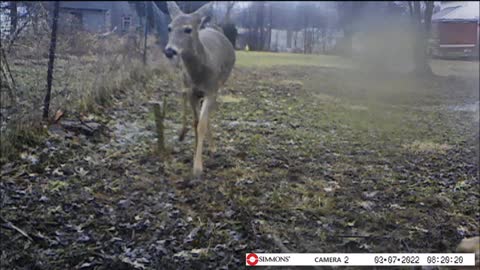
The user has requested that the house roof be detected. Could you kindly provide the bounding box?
[432,1,479,22]
[59,2,112,11]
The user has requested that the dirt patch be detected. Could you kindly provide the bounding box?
[403,140,453,154]
[219,95,246,103]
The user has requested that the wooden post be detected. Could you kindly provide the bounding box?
[43,1,60,120]
[150,98,167,158]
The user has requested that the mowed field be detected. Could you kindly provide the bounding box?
[1,51,479,269]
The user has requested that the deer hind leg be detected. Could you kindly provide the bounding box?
[178,91,189,141]
[179,73,192,141]
[206,119,216,154]
[193,96,213,177]
[206,98,217,154]
[189,93,201,151]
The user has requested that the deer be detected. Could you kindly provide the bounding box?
[164,1,236,177]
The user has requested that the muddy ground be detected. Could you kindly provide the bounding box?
[1,64,479,269]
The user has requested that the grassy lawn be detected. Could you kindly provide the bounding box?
[235,50,354,69]
[1,51,478,269]
[237,50,480,77]
[431,58,480,78]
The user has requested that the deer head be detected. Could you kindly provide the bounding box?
[164,1,212,59]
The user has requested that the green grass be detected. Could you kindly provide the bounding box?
[235,51,353,69]
[236,50,480,78]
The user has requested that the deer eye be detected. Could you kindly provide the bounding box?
[184,27,192,34]
[168,26,172,32]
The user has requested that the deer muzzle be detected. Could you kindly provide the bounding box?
[164,47,178,59]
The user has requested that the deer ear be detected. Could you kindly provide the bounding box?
[199,15,211,29]
[193,2,213,18]
[167,1,183,19]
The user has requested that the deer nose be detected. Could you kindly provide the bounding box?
[164,47,177,59]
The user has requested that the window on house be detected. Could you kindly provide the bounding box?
[122,16,131,31]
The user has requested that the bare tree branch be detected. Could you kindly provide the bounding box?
[0,216,33,242]
[6,17,31,52]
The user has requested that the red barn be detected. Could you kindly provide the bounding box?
[431,1,479,59]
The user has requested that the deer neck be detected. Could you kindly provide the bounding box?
[181,38,208,81]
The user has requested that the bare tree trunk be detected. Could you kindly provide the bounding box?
[304,29,308,54]
[294,31,297,50]
[322,28,326,53]
[9,2,17,36]
[287,29,292,48]
[43,1,60,120]
[256,2,265,51]
[224,1,235,24]
[411,1,434,75]
[248,3,256,50]
[343,28,353,56]
[424,1,434,38]
[1,47,17,105]
[245,4,251,49]
[143,2,148,65]
[32,5,39,35]
[311,29,315,53]
[303,7,311,54]
[267,4,272,51]
[303,29,308,54]
[312,29,317,54]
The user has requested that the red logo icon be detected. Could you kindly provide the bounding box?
[246,253,259,266]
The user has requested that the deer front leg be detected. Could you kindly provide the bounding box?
[193,97,212,177]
